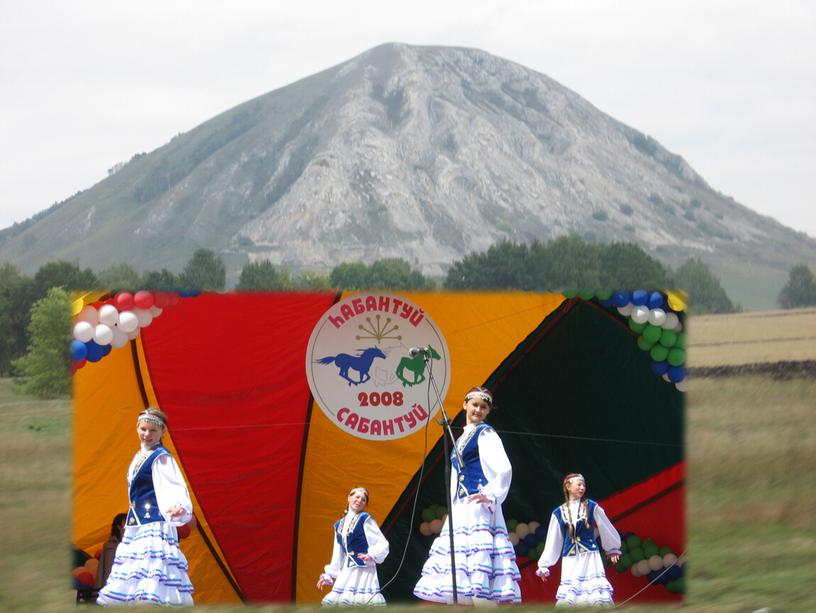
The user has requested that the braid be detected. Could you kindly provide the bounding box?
[563,485,575,541]
[582,498,589,529]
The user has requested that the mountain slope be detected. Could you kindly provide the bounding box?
[1,43,813,308]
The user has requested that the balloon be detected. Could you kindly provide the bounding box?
[421,508,435,522]
[615,554,632,572]
[177,524,191,539]
[643,539,658,557]
[648,554,663,571]
[153,292,171,308]
[631,289,648,306]
[650,345,669,363]
[612,291,630,308]
[111,328,130,349]
[98,304,119,327]
[167,292,181,306]
[70,340,88,361]
[118,311,139,333]
[578,289,594,300]
[506,519,518,532]
[534,525,547,540]
[76,306,99,326]
[659,329,678,348]
[638,337,655,353]
[73,321,94,343]
[666,290,687,312]
[523,533,537,547]
[636,559,651,576]
[528,520,541,533]
[631,305,650,324]
[508,532,519,546]
[563,289,578,299]
[626,534,641,549]
[595,289,612,301]
[667,348,686,367]
[83,558,99,573]
[419,522,433,536]
[516,542,529,557]
[134,308,153,328]
[93,324,113,346]
[429,519,443,534]
[85,340,104,363]
[149,306,163,317]
[617,304,634,316]
[642,324,662,344]
[134,290,155,310]
[127,328,140,341]
[674,333,686,349]
[628,319,647,334]
[662,312,679,330]
[667,366,686,383]
[648,308,667,327]
[71,566,87,578]
[77,571,95,586]
[72,358,87,372]
[114,292,134,311]
[628,546,645,562]
[630,563,643,578]
[647,291,664,310]
[102,343,112,356]
[663,553,678,567]
[515,522,530,539]
[675,379,690,392]
[650,359,669,376]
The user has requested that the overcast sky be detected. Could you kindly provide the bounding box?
[2,0,814,238]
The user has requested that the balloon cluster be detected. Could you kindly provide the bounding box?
[70,290,183,372]
[71,549,100,590]
[613,532,686,594]
[563,289,689,392]
[506,519,547,559]
[418,504,447,536]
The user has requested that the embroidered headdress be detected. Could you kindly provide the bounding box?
[136,408,166,429]
[464,387,492,406]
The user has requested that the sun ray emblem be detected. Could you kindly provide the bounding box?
[356,315,402,343]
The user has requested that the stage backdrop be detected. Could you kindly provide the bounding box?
[73,291,684,604]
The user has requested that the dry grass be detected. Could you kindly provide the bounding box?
[688,307,816,366]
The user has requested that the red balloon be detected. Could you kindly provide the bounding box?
[77,571,95,586]
[167,292,181,307]
[153,291,170,308]
[177,525,191,539]
[72,359,87,373]
[94,549,102,559]
[133,290,154,310]
[114,292,134,311]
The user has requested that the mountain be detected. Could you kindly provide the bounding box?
[1,43,813,308]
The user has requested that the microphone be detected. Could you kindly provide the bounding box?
[408,346,430,357]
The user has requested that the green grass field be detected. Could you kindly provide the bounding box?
[2,308,815,610]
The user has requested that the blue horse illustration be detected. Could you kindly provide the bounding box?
[316,347,386,386]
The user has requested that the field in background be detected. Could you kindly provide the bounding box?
[2,308,815,611]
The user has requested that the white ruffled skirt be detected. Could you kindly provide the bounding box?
[413,498,521,604]
[322,564,385,606]
[97,522,194,606]
[556,551,614,607]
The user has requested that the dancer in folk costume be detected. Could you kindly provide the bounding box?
[537,473,621,607]
[97,408,194,606]
[317,487,390,606]
[414,387,521,605]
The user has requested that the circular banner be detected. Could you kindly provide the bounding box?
[305,293,450,440]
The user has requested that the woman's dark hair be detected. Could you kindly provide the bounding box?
[110,512,128,538]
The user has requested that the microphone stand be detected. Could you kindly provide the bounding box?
[421,351,462,605]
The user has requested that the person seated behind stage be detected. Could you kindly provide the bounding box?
[536,473,621,607]
[96,513,127,589]
[413,386,521,605]
[317,487,390,606]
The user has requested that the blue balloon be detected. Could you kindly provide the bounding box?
[70,340,87,361]
[665,565,682,581]
[612,291,630,307]
[598,298,613,308]
[516,542,529,557]
[534,525,548,540]
[651,360,669,376]
[523,533,537,547]
[85,340,104,363]
[646,570,662,584]
[102,343,112,356]
[667,366,687,383]
[631,289,648,306]
[647,291,665,310]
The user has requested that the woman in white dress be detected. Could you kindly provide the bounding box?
[536,473,621,607]
[97,407,194,606]
[414,387,521,605]
[317,487,390,606]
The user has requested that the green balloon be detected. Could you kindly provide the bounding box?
[626,534,642,549]
[659,546,673,556]
[596,289,613,301]
[578,289,595,300]
[642,324,662,344]
[674,577,686,593]
[563,289,578,299]
[535,541,546,558]
[619,540,629,554]
[421,508,435,522]
[643,539,658,557]
[667,348,686,366]
[659,329,678,348]
[650,344,669,362]
[629,319,647,334]
[637,336,655,351]
[616,554,632,571]
[506,519,518,532]
[628,547,645,563]
[666,580,677,593]
[675,333,686,349]
[435,505,448,520]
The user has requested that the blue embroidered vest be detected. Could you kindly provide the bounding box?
[451,424,491,499]
[126,446,169,526]
[333,512,370,567]
[554,499,599,557]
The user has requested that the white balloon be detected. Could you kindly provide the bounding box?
[636,559,651,576]
[117,311,139,333]
[149,305,163,317]
[110,328,130,348]
[528,521,541,533]
[93,324,113,346]
[617,303,634,316]
[515,523,530,539]
[631,305,650,324]
[98,304,119,327]
[662,373,671,382]
[648,308,667,326]
[508,532,520,546]
[127,328,140,341]
[134,308,153,328]
[673,321,683,332]
[663,553,678,567]
[675,379,690,392]
[76,305,99,325]
[648,554,664,571]
[630,564,643,578]
[73,321,94,343]
[662,312,679,330]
